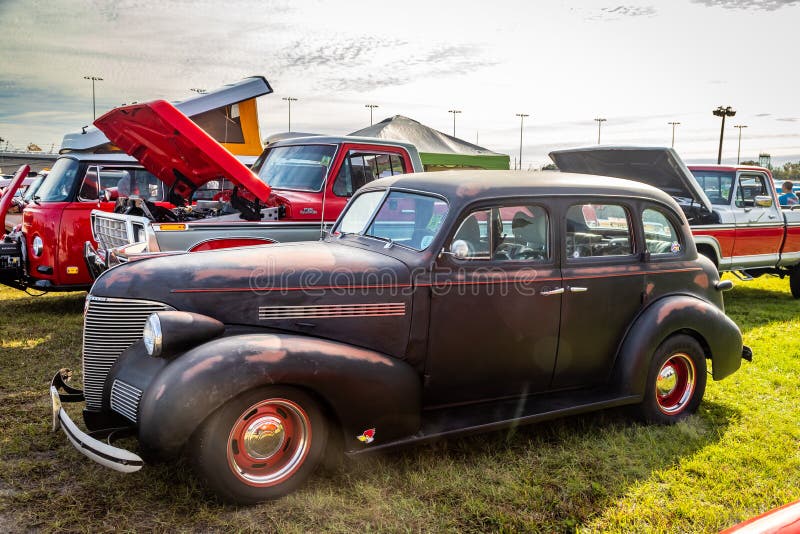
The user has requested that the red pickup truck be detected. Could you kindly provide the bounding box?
[550,147,800,297]
[0,77,271,292]
[84,98,424,274]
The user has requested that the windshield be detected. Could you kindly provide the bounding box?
[22,176,45,201]
[335,190,449,250]
[254,145,336,192]
[691,170,734,205]
[35,157,80,202]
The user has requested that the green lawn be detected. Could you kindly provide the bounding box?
[0,276,798,532]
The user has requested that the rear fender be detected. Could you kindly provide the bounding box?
[612,295,743,397]
[137,333,421,454]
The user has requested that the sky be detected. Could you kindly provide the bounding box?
[1,0,799,168]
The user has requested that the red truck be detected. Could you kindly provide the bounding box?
[83,98,424,274]
[0,77,271,292]
[550,147,800,297]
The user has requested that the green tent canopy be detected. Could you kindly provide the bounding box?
[349,115,509,171]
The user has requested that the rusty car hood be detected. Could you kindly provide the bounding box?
[549,146,712,212]
[91,240,411,316]
[94,100,272,203]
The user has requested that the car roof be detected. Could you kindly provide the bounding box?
[365,170,681,209]
[269,135,417,153]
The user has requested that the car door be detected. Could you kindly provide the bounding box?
[731,172,783,265]
[424,201,562,406]
[553,199,645,389]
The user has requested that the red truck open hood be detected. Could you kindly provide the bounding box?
[94,100,271,203]
[0,165,29,232]
[550,146,712,212]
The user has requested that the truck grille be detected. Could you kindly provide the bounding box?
[110,380,143,423]
[82,296,172,410]
[93,214,132,249]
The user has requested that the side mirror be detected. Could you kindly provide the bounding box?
[448,239,471,260]
[754,195,773,208]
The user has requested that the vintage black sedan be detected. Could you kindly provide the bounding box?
[50,170,750,503]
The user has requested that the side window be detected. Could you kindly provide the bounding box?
[566,203,632,258]
[642,208,682,256]
[451,205,549,261]
[333,151,407,197]
[736,175,769,208]
[78,169,99,201]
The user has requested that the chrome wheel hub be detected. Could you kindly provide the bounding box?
[243,416,285,460]
[656,364,678,396]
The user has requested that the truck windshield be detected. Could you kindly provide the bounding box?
[34,157,80,202]
[254,145,336,192]
[691,170,734,205]
[335,190,449,250]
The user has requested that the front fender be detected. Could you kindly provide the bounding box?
[136,334,421,454]
[612,295,743,397]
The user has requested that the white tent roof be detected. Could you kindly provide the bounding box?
[349,115,504,156]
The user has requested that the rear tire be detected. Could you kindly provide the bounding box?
[790,268,800,299]
[634,334,707,424]
[190,386,328,504]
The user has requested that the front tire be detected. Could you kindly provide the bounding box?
[790,267,800,299]
[190,386,328,504]
[635,334,707,424]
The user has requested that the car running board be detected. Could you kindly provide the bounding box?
[351,390,641,455]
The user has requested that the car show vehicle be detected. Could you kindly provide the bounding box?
[0,77,271,292]
[50,169,749,503]
[550,147,800,297]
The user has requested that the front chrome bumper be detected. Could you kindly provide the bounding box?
[50,369,143,473]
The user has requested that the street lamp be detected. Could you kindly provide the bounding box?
[190,88,207,94]
[668,121,681,148]
[594,117,606,144]
[448,109,461,137]
[365,104,379,126]
[734,124,748,164]
[83,75,104,120]
[282,97,298,132]
[515,113,529,171]
[712,106,736,164]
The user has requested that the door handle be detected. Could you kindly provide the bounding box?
[540,287,565,296]
[569,286,588,293]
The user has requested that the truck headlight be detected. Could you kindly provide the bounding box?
[141,311,224,359]
[32,235,43,257]
[142,314,163,357]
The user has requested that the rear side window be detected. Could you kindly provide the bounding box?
[566,203,632,258]
[333,151,407,197]
[642,208,682,256]
[735,174,770,208]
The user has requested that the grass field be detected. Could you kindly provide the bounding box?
[0,275,798,533]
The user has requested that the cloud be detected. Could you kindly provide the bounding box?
[588,5,657,20]
[691,0,799,10]
[776,117,799,122]
[756,113,772,117]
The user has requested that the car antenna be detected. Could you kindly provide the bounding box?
[318,166,330,240]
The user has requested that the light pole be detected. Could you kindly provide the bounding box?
[712,106,736,164]
[668,121,681,148]
[83,75,104,120]
[283,97,298,132]
[448,109,461,137]
[515,113,529,171]
[594,118,606,144]
[190,88,207,94]
[734,124,748,164]
[365,104,379,126]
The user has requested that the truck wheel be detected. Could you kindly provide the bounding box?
[190,386,328,503]
[635,334,707,424]
[790,268,800,299]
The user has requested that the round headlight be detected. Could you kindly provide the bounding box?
[142,313,163,357]
[32,235,44,257]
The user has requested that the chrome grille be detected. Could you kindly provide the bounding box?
[93,215,133,249]
[110,380,143,423]
[82,296,173,410]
